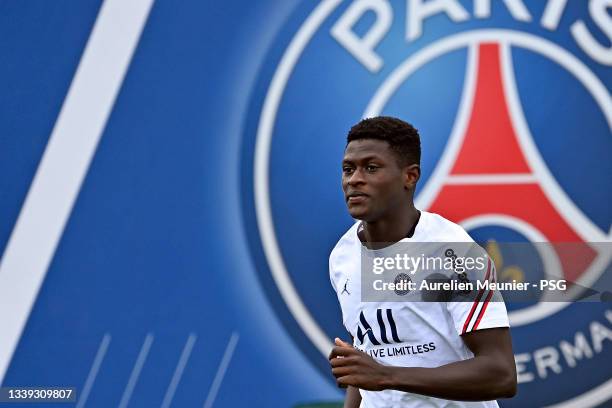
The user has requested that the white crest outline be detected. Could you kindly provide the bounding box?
[253,2,612,405]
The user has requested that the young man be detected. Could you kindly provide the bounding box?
[328,117,517,407]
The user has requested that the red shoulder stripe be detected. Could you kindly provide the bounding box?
[461,258,491,335]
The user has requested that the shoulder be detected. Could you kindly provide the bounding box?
[329,222,360,290]
[419,211,474,243]
[330,221,360,265]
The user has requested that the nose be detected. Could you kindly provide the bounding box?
[346,168,365,186]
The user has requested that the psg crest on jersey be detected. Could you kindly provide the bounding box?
[241,1,612,406]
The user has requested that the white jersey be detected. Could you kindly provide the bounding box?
[329,211,509,408]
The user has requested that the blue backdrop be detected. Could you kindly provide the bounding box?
[0,1,610,407]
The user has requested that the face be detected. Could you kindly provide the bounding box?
[342,139,419,222]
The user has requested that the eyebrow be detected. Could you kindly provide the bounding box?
[342,155,382,164]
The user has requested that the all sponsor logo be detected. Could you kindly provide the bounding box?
[357,309,402,345]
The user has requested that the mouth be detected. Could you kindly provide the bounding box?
[346,192,369,204]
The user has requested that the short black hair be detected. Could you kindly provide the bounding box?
[346,116,421,166]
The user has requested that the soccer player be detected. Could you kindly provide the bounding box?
[328,117,517,407]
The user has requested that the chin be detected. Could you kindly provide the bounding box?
[347,207,370,221]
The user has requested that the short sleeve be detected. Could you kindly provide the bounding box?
[329,253,338,294]
[447,256,510,336]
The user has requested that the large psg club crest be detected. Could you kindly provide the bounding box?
[241,1,612,406]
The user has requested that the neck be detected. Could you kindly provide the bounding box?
[361,205,420,247]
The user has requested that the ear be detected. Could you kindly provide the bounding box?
[404,164,421,190]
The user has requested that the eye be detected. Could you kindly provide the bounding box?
[342,166,354,174]
[365,164,379,172]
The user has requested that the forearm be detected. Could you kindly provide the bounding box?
[343,386,361,408]
[383,355,516,401]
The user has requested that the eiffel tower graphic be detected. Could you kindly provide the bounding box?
[413,43,611,325]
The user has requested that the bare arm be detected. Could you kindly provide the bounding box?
[343,386,361,408]
[331,335,362,408]
[330,328,517,401]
